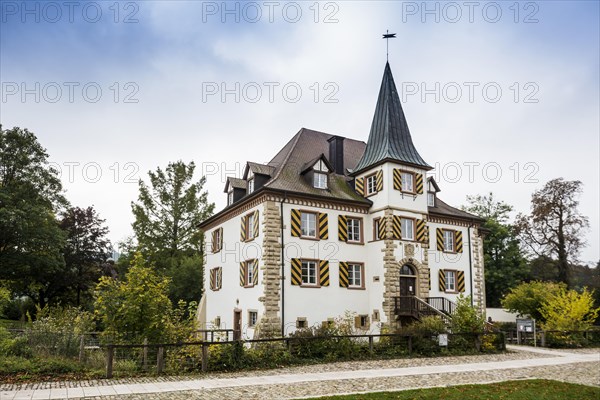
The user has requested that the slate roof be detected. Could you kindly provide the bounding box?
[246,162,276,177]
[353,62,431,174]
[429,198,484,222]
[224,177,246,192]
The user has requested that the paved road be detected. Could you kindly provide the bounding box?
[1,346,598,399]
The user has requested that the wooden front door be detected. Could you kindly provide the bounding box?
[233,310,242,340]
[398,276,416,313]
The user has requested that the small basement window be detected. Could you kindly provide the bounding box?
[296,317,307,329]
[248,311,258,327]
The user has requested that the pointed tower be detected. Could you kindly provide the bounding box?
[353,62,431,175]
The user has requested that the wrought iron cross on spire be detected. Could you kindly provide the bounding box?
[382,30,396,61]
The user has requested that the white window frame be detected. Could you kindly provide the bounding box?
[228,191,234,205]
[301,260,317,285]
[445,270,456,292]
[366,174,377,195]
[248,178,255,194]
[213,228,222,252]
[248,311,258,327]
[443,230,455,252]
[401,218,415,241]
[348,263,363,288]
[427,192,435,207]
[347,218,361,243]
[401,171,414,193]
[247,212,255,240]
[300,212,317,238]
[246,259,256,286]
[313,172,328,189]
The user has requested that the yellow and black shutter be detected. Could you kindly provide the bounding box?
[319,213,328,239]
[457,271,465,292]
[416,219,427,242]
[291,209,301,237]
[319,260,330,286]
[438,269,446,291]
[291,258,302,286]
[393,169,402,191]
[375,170,383,192]
[210,268,216,290]
[338,215,348,242]
[415,173,424,194]
[339,262,349,288]
[456,231,463,253]
[211,230,217,253]
[253,210,259,238]
[436,228,444,251]
[355,177,364,196]
[239,262,246,286]
[252,262,259,286]
[240,215,247,241]
[378,217,387,240]
[392,215,401,240]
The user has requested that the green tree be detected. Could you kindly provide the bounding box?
[515,179,589,287]
[501,281,565,322]
[59,206,112,307]
[0,126,67,307]
[463,193,528,307]
[94,253,195,344]
[541,287,599,331]
[131,161,214,305]
[451,294,486,333]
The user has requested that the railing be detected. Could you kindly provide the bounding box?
[394,296,452,323]
[424,297,456,315]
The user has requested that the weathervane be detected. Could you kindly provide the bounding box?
[382,30,397,61]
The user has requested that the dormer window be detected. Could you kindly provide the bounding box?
[228,191,234,206]
[248,178,254,194]
[427,192,435,207]
[313,172,327,189]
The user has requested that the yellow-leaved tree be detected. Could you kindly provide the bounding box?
[541,287,599,331]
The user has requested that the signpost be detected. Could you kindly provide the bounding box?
[516,318,536,346]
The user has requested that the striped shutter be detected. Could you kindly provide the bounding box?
[291,258,302,286]
[252,262,259,286]
[416,219,427,242]
[393,169,402,191]
[457,271,465,292]
[338,215,348,242]
[240,215,247,241]
[438,269,446,291]
[375,170,383,192]
[456,231,463,253]
[319,213,329,240]
[218,227,223,250]
[239,262,246,286]
[211,231,216,253]
[217,268,222,290]
[253,210,259,239]
[436,228,444,251]
[377,218,386,240]
[392,215,401,240]
[339,262,349,288]
[415,173,424,194]
[291,209,301,237]
[319,260,330,287]
[355,177,364,196]
[210,269,216,290]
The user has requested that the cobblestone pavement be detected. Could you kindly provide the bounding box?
[1,347,598,399]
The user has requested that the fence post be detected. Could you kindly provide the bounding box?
[201,343,208,372]
[541,331,546,347]
[156,346,165,374]
[407,336,412,355]
[106,345,114,379]
[368,335,374,356]
[142,338,148,371]
[78,335,85,363]
[475,334,481,352]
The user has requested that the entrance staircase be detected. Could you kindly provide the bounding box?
[393,296,456,324]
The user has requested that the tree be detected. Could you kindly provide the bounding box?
[515,178,589,286]
[463,193,529,307]
[94,253,195,343]
[59,206,112,307]
[0,126,67,307]
[501,281,565,322]
[131,161,214,304]
[541,287,599,331]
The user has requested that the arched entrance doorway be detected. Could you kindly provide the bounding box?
[398,264,417,313]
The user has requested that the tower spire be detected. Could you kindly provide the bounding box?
[382,30,396,62]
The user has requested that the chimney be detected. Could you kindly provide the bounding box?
[327,136,345,175]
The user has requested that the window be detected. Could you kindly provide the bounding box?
[301,260,317,285]
[347,218,361,243]
[401,218,414,240]
[445,270,456,292]
[348,263,363,288]
[214,316,221,328]
[301,212,317,238]
[247,212,256,240]
[427,192,435,207]
[372,310,380,321]
[443,230,455,252]
[366,174,377,195]
[248,311,258,327]
[210,267,222,291]
[212,228,222,253]
[245,260,257,286]
[401,171,414,193]
[248,178,254,194]
[228,191,234,205]
[374,218,383,241]
[313,172,328,189]
[296,317,307,329]
[355,314,370,329]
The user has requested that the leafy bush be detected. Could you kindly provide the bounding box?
[404,316,448,336]
[0,327,32,358]
[541,287,599,332]
[502,281,565,322]
[451,294,486,333]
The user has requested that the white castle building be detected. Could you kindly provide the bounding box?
[197,62,486,338]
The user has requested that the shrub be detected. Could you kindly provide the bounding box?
[0,327,33,358]
[451,294,486,333]
[502,281,565,322]
[541,287,599,332]
[404,316,448,336]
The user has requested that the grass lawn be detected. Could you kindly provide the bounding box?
[309,380,600,399]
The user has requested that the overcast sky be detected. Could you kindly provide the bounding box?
[1,1,598,264]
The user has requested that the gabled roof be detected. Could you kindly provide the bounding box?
[300,153,333,174]
[224,177,246,193]
[427,176,441,193]
[353,62,431,174]
[243,162,275,179]
[429,198,484,222]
